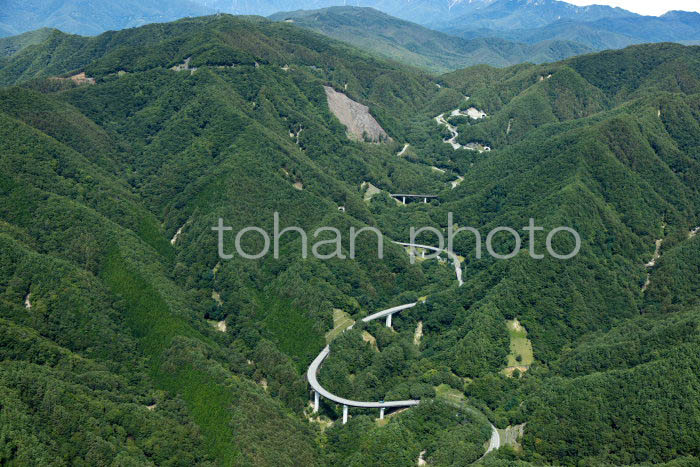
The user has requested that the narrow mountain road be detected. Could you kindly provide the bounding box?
[394,242,464,286]
[435,113,462,149]
[435,103,489,152]
[444,401,500,462]
[643,236,664,292]
[486,425,501,454]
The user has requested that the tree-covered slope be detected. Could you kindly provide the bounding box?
[0,28,56,57]
[1,14,700,466]
[269,7,591,72]
[0,15,468,465]
[316,43,700,464]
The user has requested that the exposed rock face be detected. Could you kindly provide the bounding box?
[69,72,95,85]
[360,181,381,201]
[324,86,391,143]
[50,72,95,85]
[171,57,197,73]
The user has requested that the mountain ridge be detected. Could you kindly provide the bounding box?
[270,6,591,71]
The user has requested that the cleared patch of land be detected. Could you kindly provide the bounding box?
[413,321,423,346]
[361,181,381,202]
[435,383,466,406]
[362,330,378,350]
[211,290,223,306]
[324,86,391,142]
[504,319,533,375]
[498,424,526,452]
[375,407,410,426]
[206,319,227,333]
[326,308,355,343]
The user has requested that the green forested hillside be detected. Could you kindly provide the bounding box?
[0,28,56,57]
[1,15,699,466]
[269,7,591,72]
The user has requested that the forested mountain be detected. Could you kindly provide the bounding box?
[195,0,700,57]
[1,13,699,466]
[4,0,700,72]
[0,28,56,57]
[195,0,496,25]
[435,0,635,31]
[269,7,591,72]
[0,0,498,37]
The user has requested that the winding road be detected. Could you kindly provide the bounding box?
[306,241,500,457]
[394,242,464,286]
[435,112,462,149]
[435,104,490,152]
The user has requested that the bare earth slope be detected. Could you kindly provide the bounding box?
[324,85,391,142]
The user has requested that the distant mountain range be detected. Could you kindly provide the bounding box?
[432,0,636,30]
[193,0,700,54]
[270,7,591,71]
[437,0,700,51]
[2,0,700,71]
[196,0,497,24]
[0,0,212,37]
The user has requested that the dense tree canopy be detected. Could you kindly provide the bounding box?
[0,14,699,466]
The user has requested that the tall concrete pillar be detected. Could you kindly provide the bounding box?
[313,390,319,413]
[380,408,385,420]
[342,405,349,424]
[386,313,392,328]
[402,196,406,204]
[424,197,428,203]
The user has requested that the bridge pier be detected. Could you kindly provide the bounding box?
[342,404,349,424]
[385,313,392,328]
[380,408,385,420]
[313,390,319,413]
[390,194,438,205]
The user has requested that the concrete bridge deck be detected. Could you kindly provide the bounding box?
[307,345,420,410]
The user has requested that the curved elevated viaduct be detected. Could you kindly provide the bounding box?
[307,243,462,422]
[306,240,500,455]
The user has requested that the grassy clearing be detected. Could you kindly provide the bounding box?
[325,308,355,343]
[361,182,381,202]
[413,321,423,346]
[435,383,466,405]
[505,319,534,372]
[362,330,378,349]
